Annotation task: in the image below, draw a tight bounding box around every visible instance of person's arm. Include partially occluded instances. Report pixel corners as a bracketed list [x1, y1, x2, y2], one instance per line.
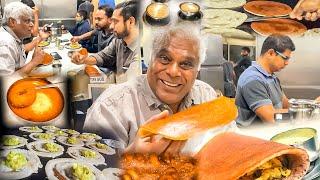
[241, 80, 286, 123]
[71, 38, 117, 69]
[24, 30, 50, 52]
[290, 0, 320, 21]
[282, 94, 290, 109]
[71, 30, 94, 42]
[254, 105, 288, 123]
[71, 53, 97, 65]
[19, 46, 44, 75]
[31, 6, 40, 36]
[24, 37, 41, 52]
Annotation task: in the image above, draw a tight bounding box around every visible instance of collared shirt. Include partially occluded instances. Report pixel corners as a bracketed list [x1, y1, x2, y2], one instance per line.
[83, 75, 217, 146]
[69, 19, 91, 37]
[92, 29, 114, 51]
[90, 37, 139, 73]
[235, 62, 284, 126]
[69, 19, 91, 47]
[0, 26, 26, 76]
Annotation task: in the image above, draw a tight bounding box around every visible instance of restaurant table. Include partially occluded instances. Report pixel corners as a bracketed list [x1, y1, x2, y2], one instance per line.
[26, 33, 85, 77]
[3, 128, 121, 180]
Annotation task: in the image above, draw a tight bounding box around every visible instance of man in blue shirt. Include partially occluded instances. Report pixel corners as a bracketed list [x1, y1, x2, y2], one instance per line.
[78, 0, 94, 25]
[69, 10, 91, 48]
[71, 5, 114, 52]
[236, 34, 295, 126]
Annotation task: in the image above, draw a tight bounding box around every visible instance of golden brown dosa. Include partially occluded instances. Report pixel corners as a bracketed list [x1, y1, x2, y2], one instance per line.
[244, 1, 292, 17]
[138, 96, 237, 140]
[196, 132, 310, 180]
[251, 18, 307, 36]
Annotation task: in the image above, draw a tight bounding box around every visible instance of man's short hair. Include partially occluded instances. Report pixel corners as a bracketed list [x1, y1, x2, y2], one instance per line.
[98, 5, 114, 18]
[241, 47, 250, 54]
[78, 10, 88, 20]
[260, 34, 295, 55]
[21, 0, 35, 8]
[150, 24, 206, 70]
[115, 0, 139, 24]
[3, 2, 33, 25]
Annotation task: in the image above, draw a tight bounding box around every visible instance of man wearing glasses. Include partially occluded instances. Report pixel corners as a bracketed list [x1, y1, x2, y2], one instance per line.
[0, 2, 45, 76]
[235, 34, 295, 126]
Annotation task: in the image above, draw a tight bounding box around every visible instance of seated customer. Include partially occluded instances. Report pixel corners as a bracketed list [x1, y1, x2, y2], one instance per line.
[71, 1, 139, 75]
[69, 10, 91, 48]
[235, 34, 295, 126]
[71, 5, 114, 52]
[0, 2, 45, 76]
[83, 24, 217, 153]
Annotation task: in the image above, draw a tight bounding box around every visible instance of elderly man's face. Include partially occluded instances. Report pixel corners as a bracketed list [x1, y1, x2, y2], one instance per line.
[147, 36, 200, 109]
[11, 15, 33, 39]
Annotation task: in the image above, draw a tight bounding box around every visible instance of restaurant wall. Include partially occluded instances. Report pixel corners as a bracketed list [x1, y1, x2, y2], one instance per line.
[256, 36, 320, 99]
[2, 0, 77, 28]
[3, 0, 77, 19]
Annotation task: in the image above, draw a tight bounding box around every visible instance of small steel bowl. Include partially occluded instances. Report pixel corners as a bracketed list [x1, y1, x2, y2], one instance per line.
[153, 0, 169, 2]
[145, 3, 170, 26]
[178, 10, 203, 21]
[178, 2, 202, 21]
[179, 2, 200, 16]
[271, 128, 319, 161]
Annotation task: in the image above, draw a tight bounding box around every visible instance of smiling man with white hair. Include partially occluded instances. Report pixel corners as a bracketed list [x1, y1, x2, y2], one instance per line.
[83, 24, 217, 151]
[0, 1, 44, 76]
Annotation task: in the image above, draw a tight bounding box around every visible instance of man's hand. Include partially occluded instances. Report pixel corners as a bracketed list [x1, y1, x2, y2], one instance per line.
[125, 111, 172, 154]
[71, 36, 81, 43]
[315, 96, 320, 103]
[71, 51, 88, 65]
[39, 30, 50, 41]
[31, 46, 45, 66]
[290, 0, 320, 21]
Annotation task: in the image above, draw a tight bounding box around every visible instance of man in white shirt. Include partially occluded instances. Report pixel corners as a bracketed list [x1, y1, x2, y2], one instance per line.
[83, 24, 217, 153]
[0, 2, 44, 76]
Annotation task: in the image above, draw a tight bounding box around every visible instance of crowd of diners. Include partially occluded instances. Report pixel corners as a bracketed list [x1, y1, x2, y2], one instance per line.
[0, 0, 139, 76]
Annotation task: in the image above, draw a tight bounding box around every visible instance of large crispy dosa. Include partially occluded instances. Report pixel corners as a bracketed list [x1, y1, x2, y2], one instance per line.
[244, 1, 292, 17]
[196, 132, 310, 180]
[251, 18, 307, 37]
[138, 96, 238, 140]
